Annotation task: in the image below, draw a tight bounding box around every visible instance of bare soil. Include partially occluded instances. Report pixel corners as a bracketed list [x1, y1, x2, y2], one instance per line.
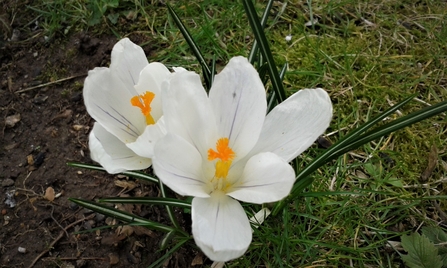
[0, 4, 199, 268]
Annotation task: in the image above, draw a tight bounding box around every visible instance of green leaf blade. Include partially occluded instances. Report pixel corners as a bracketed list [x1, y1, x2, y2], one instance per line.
[243, 0, 286, 103]
[166, 4, 211, 90]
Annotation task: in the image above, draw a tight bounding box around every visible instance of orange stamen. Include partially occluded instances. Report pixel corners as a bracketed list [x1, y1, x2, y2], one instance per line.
[207, 138, 235, 162]
[208, 138, 236, 188]
[130, 91, 156, 125]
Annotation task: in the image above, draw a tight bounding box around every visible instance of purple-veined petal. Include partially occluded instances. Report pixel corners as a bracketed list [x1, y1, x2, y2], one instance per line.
[250, 88, 332, 162]
[161, 71, 217, 159]
[228, 152, 295, 203]
[126, 117, 167, 158]
[209, 56, 266, 159]
[134, 62, 171, 122]
[192, 193, 252, 262]
[89, 123, 151, 174]
[83, 39, 150, 143]
[153, 133, 209, 198]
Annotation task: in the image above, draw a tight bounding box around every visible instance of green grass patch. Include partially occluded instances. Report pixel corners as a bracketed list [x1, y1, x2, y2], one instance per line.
[27, 0, 447, 266]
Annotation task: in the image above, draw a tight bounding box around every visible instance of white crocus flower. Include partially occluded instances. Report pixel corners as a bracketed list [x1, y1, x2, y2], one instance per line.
[153, 56, 332, 262]
[84, 38, 169, 173]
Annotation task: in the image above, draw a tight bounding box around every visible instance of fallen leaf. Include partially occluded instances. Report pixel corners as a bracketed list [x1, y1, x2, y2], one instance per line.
[421, 145, 438, 182]
[108, 253, 119, 265]
[4, 143, 18, 150]
[116, 225, 133, 236]
[5, 114, 21, 128]
[114, 179, 137, 190]
[44, 187, 55, 201]
[72, 125, 84, 131]
[191, 253, 203, 266]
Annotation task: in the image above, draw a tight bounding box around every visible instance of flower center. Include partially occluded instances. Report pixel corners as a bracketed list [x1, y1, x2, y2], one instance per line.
[130, 91, 156, 125]
[207, 138, 236, 192]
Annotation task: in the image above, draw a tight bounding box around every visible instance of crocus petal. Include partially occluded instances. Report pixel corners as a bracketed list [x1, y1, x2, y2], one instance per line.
[250, 88, 332, 162]
[126, 117, 166, 158]
[153, 133, 209, 198]
[228, 152, 295, 203]
[89, 123, 151, 174]
[209, 56, 267, 159]
[192, 193, 252, 262]
[110, 38, 149, 91]
[134, 62, 171, 122]
[162, 71, 217, 159]
[84, 39, 149, 143]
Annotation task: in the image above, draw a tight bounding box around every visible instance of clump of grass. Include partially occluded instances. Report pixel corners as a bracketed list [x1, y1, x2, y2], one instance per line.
[27, 0, 447, 266]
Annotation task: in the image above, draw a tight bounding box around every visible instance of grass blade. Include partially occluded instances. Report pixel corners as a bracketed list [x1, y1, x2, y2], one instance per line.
[160, 180, 181, 229]
[69, 198, 175, 233]
[148, 238, 190, 268]
[267, 63, 287, 112]
[338, 100, 447, 156]
[248, 0, 274, 65]
[167, 4, 211, 90]
[67, 162, 159, 184]
[243, 0, 286, 103]
[99, 197, 191, 209]
[272, 96, 445, 215]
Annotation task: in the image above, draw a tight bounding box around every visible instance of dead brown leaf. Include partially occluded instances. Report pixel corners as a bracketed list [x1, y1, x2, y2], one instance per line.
[114, 179, 137, 192]
[5, 114, 21, 128]
[116, 225, 134, 237]
[420, 144, 438, 182]
[191, 253, 203, 266]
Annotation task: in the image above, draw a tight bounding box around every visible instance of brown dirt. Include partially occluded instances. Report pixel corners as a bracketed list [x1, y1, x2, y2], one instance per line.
[0, 4, 200, 268]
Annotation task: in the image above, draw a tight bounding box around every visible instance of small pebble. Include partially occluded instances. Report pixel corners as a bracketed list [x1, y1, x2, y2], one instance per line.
[83, 221, 92, 230]
[18, 247, 26, 253]
[76, 259, 87, 267]
[108, 253, 119, 265]
[82, 208, 93, 214]
[68, 202, 78, 210]
[2, 179, 15, 187]
[88, 219, 96, 228]
[1, 209, 6, 215]
[95, 213, 105, 222]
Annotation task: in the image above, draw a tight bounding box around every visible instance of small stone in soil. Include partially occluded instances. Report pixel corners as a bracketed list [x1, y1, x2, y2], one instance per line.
[2, 179, 15, 187]
[82, 208, 93, 214]
[95, 213, 105, 222]
[34, 152, 46, 167]
[69, 202, 78, 210]
[18, 247, 26, 253]
[108, 253, 119, 265]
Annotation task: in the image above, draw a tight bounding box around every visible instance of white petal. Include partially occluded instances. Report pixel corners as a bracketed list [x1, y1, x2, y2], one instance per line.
[110, 38, 149, 92]
[228, 152, 295, 203]
[83, 39, 149, 143]
[134, 62, 171, 121]
[153, 133, 209, 198]
[89, 123, 151, 174]
[126, 117, 167, 158]
[162, 71, 217, 159]
[192, 193, 252, 262]
[249, 208, 271, 227]
[209, 56, 266, 159]
[251, 88, 332, 162]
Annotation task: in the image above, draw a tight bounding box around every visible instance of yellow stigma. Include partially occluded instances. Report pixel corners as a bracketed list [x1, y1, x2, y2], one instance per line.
[208, 138, 236, 191]
[130, 91, 155, 125]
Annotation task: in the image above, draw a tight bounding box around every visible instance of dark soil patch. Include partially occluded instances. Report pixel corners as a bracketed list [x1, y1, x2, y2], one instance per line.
[0, 4, 199, 268]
